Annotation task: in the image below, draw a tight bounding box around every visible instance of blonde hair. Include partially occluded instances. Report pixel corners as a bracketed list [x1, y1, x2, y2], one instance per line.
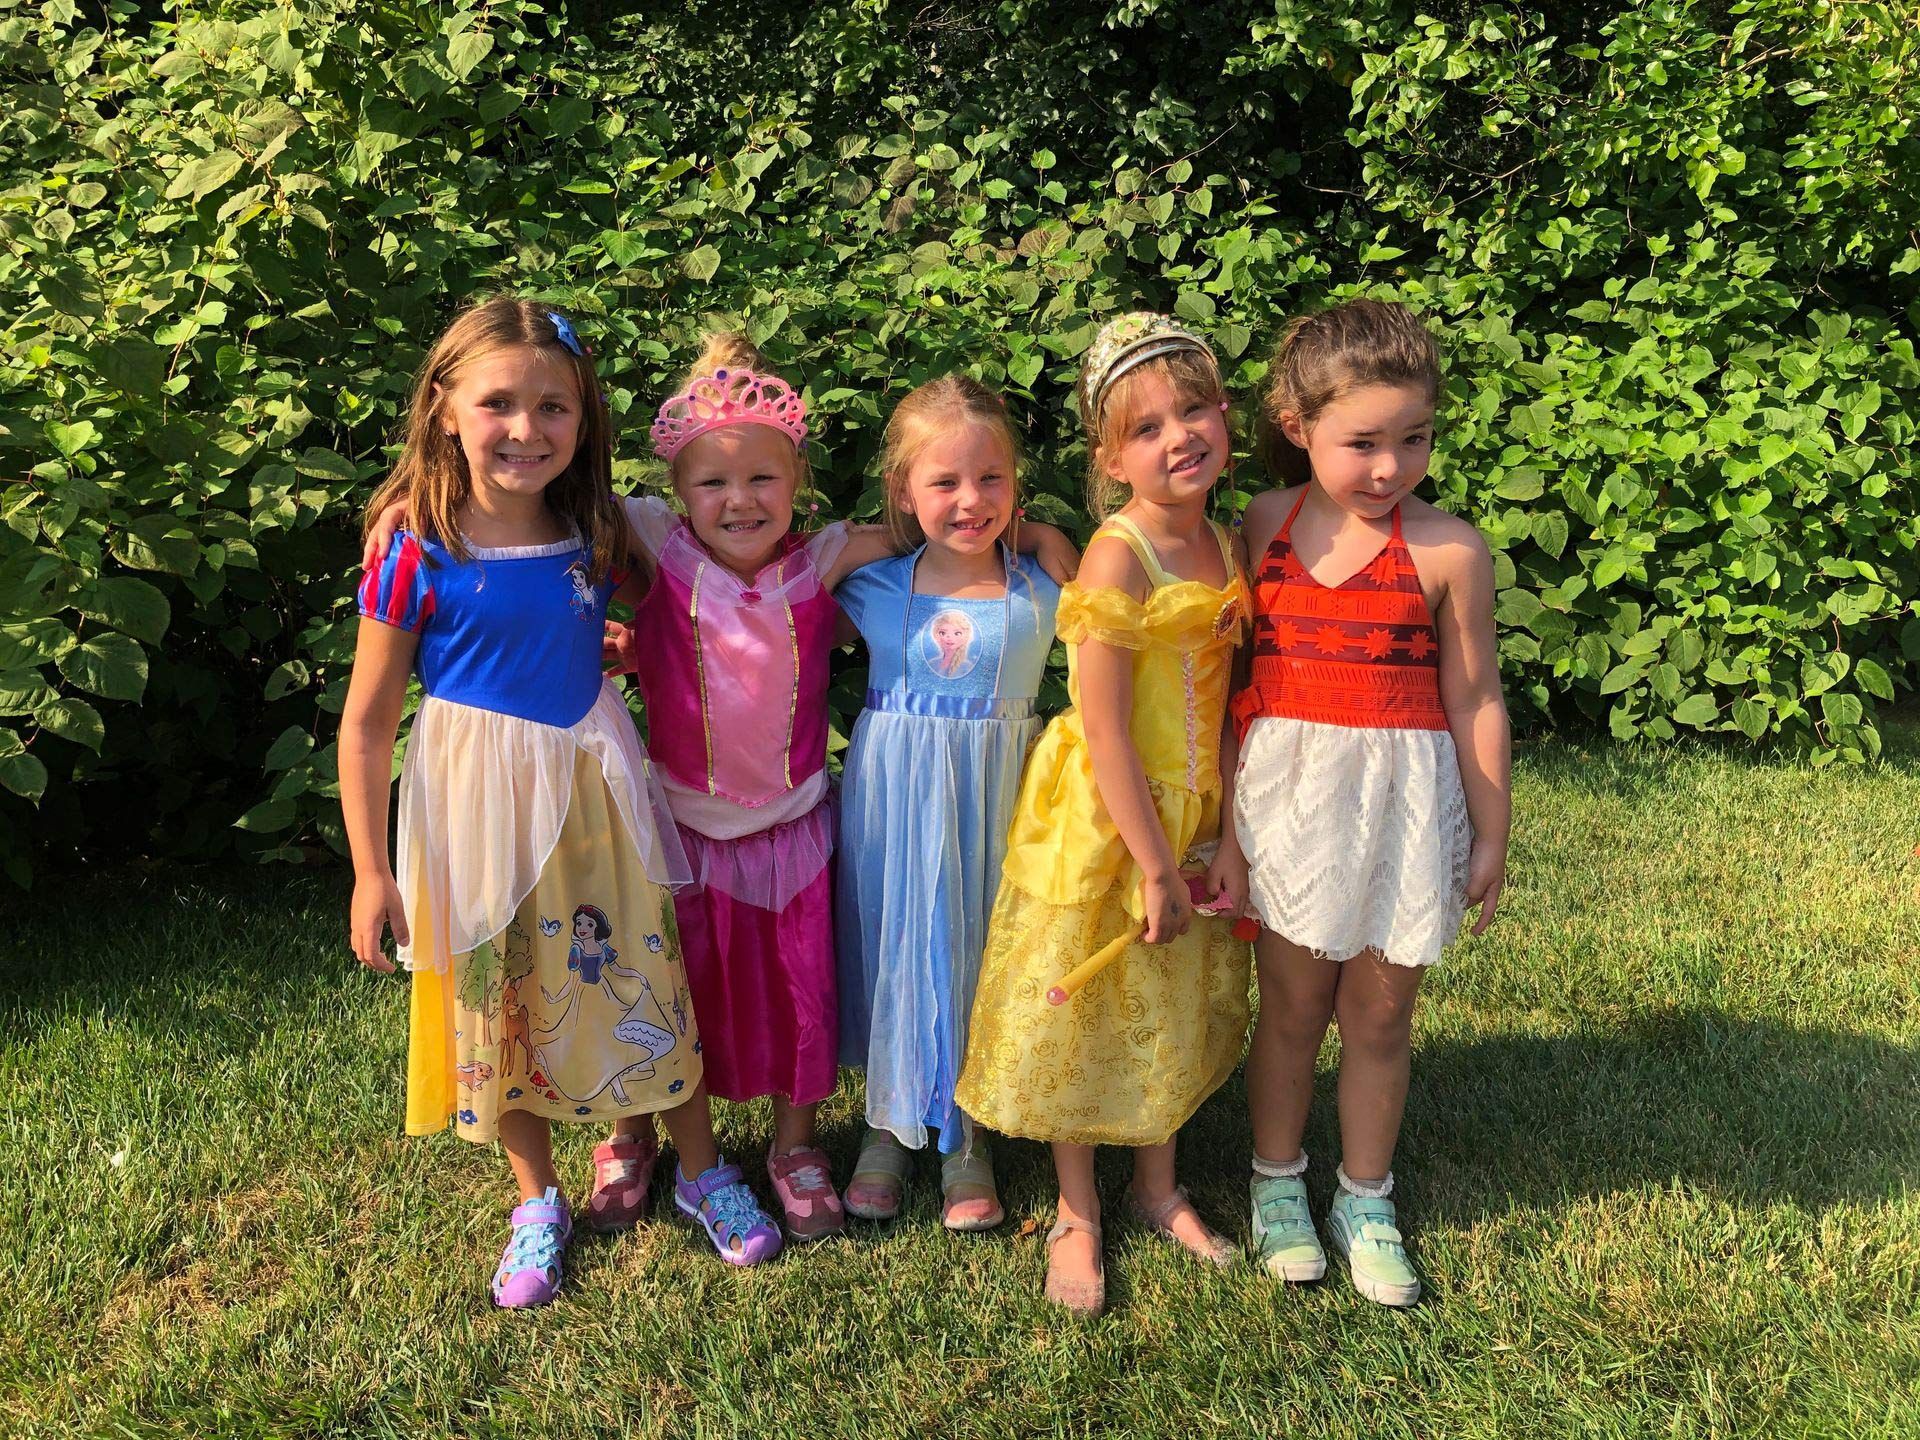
[879, 374, 1023, 551]
[363, 297, 623, 582]
[1077, 346, 1226, 520]
[1259, 298, 1442, 486]
[665, 331, 812, 492]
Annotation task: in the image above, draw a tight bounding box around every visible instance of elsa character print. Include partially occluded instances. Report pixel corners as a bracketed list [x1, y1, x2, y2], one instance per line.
[924, 608, 977, 680]
[531, 904, 677, 1105]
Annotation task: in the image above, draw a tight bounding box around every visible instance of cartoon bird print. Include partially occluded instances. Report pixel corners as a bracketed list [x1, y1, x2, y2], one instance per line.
[539, 917, 563, 938]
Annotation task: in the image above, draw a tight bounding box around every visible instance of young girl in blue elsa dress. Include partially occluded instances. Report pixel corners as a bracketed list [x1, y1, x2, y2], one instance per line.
[834, 376, 1064, 1230]
[340, 300, 782, 1313]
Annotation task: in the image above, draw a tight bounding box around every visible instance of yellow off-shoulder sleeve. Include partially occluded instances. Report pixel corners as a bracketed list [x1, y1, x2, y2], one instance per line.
[1055, 583, 1151, 650]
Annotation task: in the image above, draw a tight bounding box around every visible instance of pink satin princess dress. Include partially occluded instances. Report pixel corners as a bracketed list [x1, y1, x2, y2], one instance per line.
[623, 496, 846, 1104]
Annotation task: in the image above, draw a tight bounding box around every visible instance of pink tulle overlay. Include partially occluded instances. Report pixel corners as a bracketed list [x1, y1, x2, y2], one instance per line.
[673, 793, 832, 912]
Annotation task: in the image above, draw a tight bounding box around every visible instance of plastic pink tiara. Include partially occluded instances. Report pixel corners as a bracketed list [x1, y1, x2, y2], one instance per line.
[649, 367, 809, 461]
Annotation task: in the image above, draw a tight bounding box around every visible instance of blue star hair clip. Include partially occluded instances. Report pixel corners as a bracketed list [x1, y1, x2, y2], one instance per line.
[547, 311, 588, 357]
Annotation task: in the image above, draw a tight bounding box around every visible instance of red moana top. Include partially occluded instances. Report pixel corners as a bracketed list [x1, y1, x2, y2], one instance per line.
[1230, 490, 1448, 739]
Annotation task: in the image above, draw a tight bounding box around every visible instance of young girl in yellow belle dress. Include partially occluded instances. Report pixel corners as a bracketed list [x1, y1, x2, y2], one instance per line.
[955, 313, 1254, 1316]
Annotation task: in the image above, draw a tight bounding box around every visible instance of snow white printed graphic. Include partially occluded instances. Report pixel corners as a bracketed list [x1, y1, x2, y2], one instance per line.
[919, 608, 978, 680]
[531, 903, 679, 1105]
[565, 560, 594, 620]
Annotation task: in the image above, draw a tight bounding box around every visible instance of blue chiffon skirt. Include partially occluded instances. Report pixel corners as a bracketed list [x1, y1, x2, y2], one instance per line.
[835, 691, 1038, 1152]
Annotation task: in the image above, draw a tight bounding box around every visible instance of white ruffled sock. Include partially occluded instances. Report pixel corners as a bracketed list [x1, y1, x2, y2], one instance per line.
[1252, 1149, 1308, 1179]
[1336, 1164, 1394, 1199]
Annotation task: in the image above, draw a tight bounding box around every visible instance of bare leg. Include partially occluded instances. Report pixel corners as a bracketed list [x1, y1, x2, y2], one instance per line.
[498, 1109, 560, 1203]
[1332, 951, 1425, 1182]
[1050, 1141, 1102, 1285]
[656, 1081, 719, 1179]
[771, 1095, 819, 1154]
[1246, 931, 1340, 1165]
[611, 1111, 657, 1145]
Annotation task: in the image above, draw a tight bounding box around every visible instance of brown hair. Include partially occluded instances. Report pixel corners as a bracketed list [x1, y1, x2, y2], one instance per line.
[665, 331, 812, 493]
[363, 297, 623, 582]
[879, 374, 1023, 551]
[1259, 298, 1442, 486]
[1077, 346, 1226, 520]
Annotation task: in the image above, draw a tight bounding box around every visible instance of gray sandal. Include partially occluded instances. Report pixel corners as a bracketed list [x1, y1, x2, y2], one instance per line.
[843, 1127, 911, 1220]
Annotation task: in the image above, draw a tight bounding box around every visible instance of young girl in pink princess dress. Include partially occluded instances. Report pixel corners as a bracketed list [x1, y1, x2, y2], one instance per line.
[616, 335, 1076, 1242]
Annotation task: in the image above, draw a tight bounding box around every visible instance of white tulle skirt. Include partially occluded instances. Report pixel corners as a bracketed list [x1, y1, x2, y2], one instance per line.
[1233, 715, 1471, 969]
[395, 684, 690, 974]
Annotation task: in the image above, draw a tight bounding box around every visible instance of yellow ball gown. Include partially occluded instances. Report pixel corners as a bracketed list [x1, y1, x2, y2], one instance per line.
[955, 514, 1253, 1146]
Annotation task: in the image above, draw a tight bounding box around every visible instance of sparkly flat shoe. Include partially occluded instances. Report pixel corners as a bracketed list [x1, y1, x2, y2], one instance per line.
[1128, 1185, 1236, 1267]
[1043, 1215, 1105, 1317]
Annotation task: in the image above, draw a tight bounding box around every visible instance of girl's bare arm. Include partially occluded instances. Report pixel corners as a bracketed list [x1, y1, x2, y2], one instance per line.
[339, 618, 420, 970]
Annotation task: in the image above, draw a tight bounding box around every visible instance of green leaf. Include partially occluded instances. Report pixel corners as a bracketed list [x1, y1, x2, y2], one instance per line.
[1214, 323, 1251, 359]
[0, 670, 57, 718]
[234, 797, 296, 833]
[0, 730, 46, 803]
[294, 447, 357, 481]
[1732, 697, 1770, 740]
[1800, 651, 1849, 696]
[166, 149, 245, 202]
[263, 725, 314, 771]
[77, 578, 170, 645]
[683, 245, 721, 282]
[264, 661, 310, 701]
[1592, 550, 1633, 589]
[1173, 291, 1215, 324]
[47, 421, 98, 457]
[111, 517, 200, 576]
[600, 230, 648, 268]
[1671, 693, 1719, 728]
[33, 696, 103, 751]
[446, 28, 495, 80]
[0, 620, 72, 669]
[1819, 691, 1863, 731]
[1530, 511, 1569, 558]
[56, 633, 148, 702]
[93, 335, 168, 398]
[1854, 657, 1894, 701]
[1494, 469, 1545, 502]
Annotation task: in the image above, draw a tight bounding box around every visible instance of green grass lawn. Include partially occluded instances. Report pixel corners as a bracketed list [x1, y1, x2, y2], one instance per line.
[4, 725, 1918, 1439]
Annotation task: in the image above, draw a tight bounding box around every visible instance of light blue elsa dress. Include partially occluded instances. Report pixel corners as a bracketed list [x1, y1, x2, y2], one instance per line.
[835, 547, 1061, 1153]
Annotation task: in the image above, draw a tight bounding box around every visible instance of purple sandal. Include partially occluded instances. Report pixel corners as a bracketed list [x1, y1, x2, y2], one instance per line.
[674, 1158, 783, 1267]
[492, 1186, 571, 1309]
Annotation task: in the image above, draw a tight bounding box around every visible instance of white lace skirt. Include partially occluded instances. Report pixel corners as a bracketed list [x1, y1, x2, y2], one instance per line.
[395, 683, 690, 974]
[1233, 716, 1471, 968]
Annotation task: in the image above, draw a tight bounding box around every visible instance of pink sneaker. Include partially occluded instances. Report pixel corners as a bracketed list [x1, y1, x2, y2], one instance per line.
[585, 1133, 659, 1232]
[766, 1145, 845, 1242]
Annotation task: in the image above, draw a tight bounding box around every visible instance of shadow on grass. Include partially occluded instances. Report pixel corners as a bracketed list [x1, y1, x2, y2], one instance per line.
[973, 1008, 1919, 1234]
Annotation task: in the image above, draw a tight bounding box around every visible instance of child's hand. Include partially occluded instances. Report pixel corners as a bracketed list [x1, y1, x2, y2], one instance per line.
[351, 874, 409, 973]
[1200, 846, 1249, 919]
[602, 619, 638, 675]
[1032, 525, 1081, 586]
[1465, 838, 1506, 935]
[1140, 871, 1192, 946]
[361, 500, 412, 571]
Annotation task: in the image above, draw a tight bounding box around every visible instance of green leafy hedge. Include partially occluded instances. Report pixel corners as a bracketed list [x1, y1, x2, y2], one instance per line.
[3, 0, 1916, 884]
